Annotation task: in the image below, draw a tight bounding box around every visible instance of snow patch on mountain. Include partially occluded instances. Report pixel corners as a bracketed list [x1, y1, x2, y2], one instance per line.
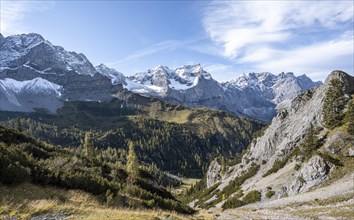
[0, 77, 62, 96]
[0, 77, 63, 112]
[125, 64, 212, 93]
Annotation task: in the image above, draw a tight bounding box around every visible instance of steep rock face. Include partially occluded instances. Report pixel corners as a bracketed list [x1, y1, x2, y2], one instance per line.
[0, 33, 117, 112]
[213, 71, 354, 198]
[289, 155, 330, 195]
[206, 160, 222, 188]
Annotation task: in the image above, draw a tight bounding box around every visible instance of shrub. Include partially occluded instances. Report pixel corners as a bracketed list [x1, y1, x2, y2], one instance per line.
[294, 164, 301, 171]
[242, 190, 261, 204]
[262, 159, 288, 177]
[266, 190, 275, 199]
[222, 197, 244, 209]
[318, 152, 343, 166]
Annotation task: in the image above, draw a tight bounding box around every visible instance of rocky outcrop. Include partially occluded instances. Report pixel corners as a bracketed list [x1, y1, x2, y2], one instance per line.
[289, 155, 330, 195]
[206, 160, 222, 188]
[209, 71, 354, 206]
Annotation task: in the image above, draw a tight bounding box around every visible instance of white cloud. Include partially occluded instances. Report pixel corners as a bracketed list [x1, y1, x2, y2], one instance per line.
[202, 1, 354, 80]
[0, 1, 54, 36]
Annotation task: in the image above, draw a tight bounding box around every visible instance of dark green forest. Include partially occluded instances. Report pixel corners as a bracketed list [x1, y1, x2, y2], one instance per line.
[0, 125, 194, 214]
[0, 90, 263, 177]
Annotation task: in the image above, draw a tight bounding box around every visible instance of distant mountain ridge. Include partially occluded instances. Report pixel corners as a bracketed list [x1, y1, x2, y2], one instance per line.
[112, 65, 322, 121]
[0, 33, 322, 121]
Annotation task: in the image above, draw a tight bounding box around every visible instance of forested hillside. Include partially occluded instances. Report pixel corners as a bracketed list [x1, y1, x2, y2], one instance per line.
[0, 125, 194, 215]
[0, 89, 264, 177]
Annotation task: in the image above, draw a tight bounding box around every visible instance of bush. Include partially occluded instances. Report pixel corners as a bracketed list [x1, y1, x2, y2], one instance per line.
[262, 159, 288, 177]
[243, 190, 261, 204]
[221, 165, 259, 198]
[266, 190, 275, 199]
[222, 190, 260, 210]
[222, 197, 244, 209]
[318, 152, 343, 166]
[294, 164, 301, 171]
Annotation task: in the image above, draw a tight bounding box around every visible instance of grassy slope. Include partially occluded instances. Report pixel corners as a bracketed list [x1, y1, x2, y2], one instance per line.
[0, 183, 212, 220]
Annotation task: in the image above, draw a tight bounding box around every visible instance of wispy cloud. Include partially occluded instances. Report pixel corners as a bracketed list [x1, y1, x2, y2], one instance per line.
[106, 40, 181, 69]
[0, 1, 54, 36]
[203, 63, 235, 82]
[202, 1, 354, 80]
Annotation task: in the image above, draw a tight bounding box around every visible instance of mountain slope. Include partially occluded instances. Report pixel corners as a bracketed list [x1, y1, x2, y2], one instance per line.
[0, 125, 194, 216]
[186, 70, 354, 216]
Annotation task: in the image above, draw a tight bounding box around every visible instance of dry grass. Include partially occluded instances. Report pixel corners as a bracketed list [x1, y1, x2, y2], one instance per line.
[0, 183, 210, 220]
[151, 110, 193, 124]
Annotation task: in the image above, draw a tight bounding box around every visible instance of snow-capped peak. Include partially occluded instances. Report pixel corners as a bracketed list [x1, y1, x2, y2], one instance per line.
[0, 33, 97, 76]
[151, 65, 172, 73]
[95, 64, 125, 85]
[175, 64, 211, 80]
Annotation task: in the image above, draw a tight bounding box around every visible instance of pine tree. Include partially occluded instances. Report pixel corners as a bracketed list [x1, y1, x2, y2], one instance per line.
[301, 123, 320, 156]
[83, 131, 93, 157]
[126, 141, 139, 177]
[16, 119, 22, 133]
[323, 79, 345, 129]
[345, 95, 354, 135]
[105, 189, 114, 206]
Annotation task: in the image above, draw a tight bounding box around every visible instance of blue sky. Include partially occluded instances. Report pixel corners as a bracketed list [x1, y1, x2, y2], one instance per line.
[1, 0, 353, 82]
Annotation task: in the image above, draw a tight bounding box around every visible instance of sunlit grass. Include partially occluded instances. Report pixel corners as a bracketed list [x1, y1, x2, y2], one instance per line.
[0, 183, 211, 220]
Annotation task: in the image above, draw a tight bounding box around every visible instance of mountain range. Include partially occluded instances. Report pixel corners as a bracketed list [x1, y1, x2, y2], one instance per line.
[0, 33, 321, 121]
[1, 33, 354, 219]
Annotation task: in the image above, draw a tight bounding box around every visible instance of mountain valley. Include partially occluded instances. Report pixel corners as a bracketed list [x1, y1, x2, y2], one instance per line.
[0, 32, 353, 220]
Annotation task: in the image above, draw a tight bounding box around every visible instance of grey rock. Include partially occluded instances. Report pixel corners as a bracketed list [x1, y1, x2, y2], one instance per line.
[206, 159, 222, 188]
[289, 155, 330, 195]
[349, 149, 354, 157]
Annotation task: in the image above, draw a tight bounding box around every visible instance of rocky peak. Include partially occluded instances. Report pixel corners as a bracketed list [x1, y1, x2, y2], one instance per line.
[324, 70, 354, 94]
[150, 65, 172, 74]
[0, 33, 97, 76]
[0, 33, 5, 46]
[95, 64, 125, 85]
[296, 74, 322, 91]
